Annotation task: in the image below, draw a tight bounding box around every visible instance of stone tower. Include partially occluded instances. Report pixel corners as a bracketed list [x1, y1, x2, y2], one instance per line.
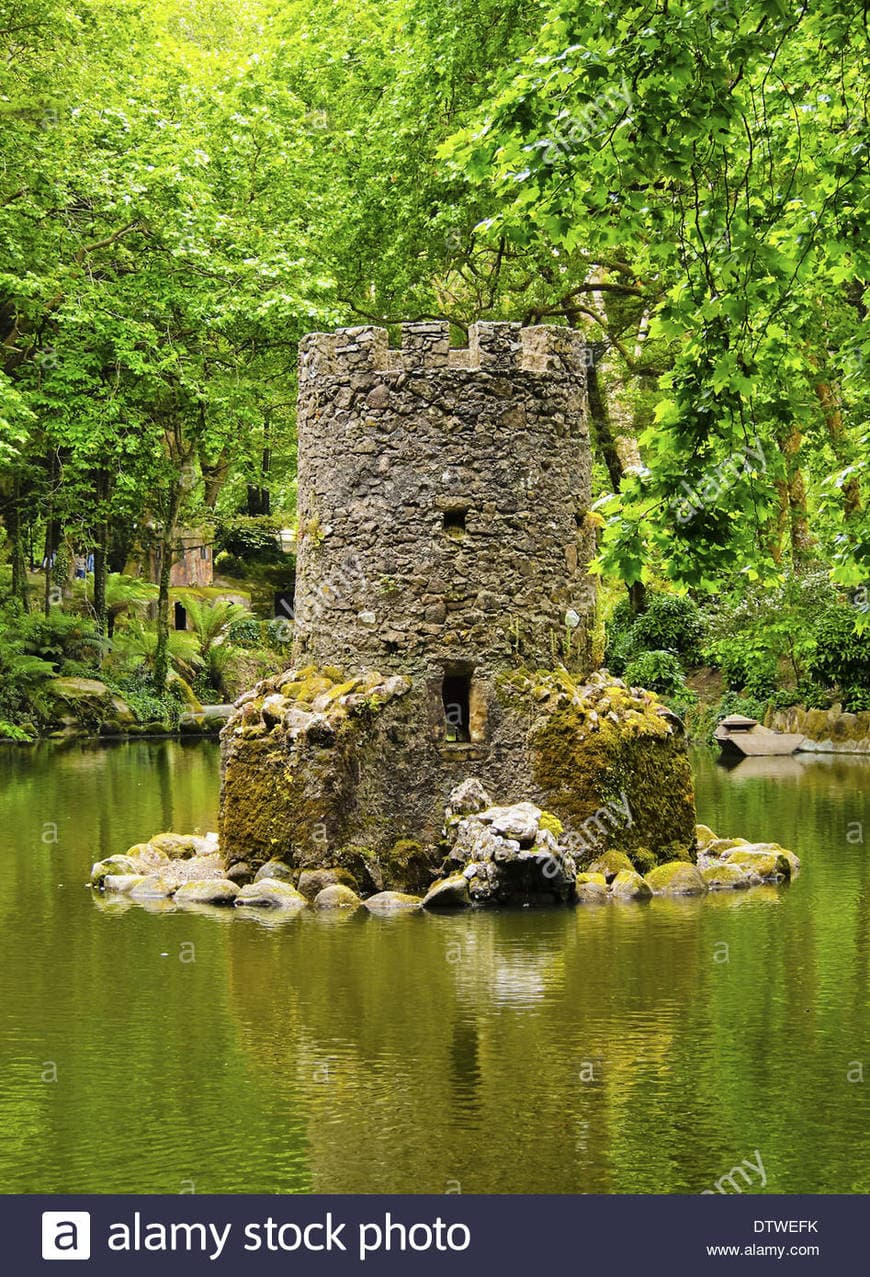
[292, 320, 596, 689]
[219, 321, 696, 889]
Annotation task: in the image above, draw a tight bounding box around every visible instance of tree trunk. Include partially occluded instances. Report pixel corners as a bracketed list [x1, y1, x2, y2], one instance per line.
[628, 581, 647, 614]
[8, 478, 29, 611]
[780, 426, 813, 564]
[92, 470, 109, 637]
[42, 521, 53, 616]
[814, 379, 862, 518]
[768, 479, 789, 565]
[153, 480, 181, 690]
[586, 350, 647, 612]
[200, 452, 229, 510]
[585, 345, 623, 492]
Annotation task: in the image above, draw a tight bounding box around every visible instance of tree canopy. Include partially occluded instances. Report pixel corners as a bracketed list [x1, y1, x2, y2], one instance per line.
[1, 0, 868, 654]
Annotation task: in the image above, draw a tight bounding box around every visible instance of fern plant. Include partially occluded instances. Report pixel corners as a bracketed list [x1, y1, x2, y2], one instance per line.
[109, 621, 202, 682]
[72, 573, 158, 636]
[176, 593, 250, 660]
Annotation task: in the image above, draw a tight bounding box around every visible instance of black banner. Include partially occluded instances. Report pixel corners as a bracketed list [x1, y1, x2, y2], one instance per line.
[9, 1194, 861, 1274]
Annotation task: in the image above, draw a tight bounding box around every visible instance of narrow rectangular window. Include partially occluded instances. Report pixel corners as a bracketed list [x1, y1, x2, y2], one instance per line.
[442, 674, 471, 742]
[443, 508, 467, 536]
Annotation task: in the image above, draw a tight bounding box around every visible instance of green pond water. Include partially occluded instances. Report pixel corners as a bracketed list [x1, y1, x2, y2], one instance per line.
[0, 740, 867, 1195]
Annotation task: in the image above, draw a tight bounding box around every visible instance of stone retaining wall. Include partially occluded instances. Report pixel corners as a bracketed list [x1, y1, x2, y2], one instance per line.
[765, 704, 870, 753]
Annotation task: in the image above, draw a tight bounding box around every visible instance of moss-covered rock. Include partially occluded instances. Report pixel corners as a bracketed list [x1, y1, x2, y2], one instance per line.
[538, 811, 564, 837]
[149, 832, 214, 860]
[629, 846, 658, 874]
[512, 669, 696, 865]
[313, 883, 363, 910]
[235, 880, 307, 909]
[297, 867, 359, 900]
[422, 875, 471, 909]
[707, 837, 749, 855]
[702, 863, 751, 890]
[695, 824, 718, 848]
[174, 879, 239, 906]
[644, 861, 707, 896]
[363, 891, 422, 913]
[253, 859, 295, 884]
[610, 869, 652, 901]
[724, 849, 788, 880]
[575, 871, 607, 887]
[129, 874, 177, 900]
[380, 839, 437, 896]
[587, 850, 633, 882]
[90, 855, 141, 888]
[226, 861, 254, 886]
[575, 880, 608, 904]
[103, 873, 149, 894]
[777, 848, 801, 878]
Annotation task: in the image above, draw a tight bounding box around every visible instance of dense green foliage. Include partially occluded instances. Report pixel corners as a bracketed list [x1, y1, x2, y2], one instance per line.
[606, 591, 704, 672]
[1, 0, 867, 713]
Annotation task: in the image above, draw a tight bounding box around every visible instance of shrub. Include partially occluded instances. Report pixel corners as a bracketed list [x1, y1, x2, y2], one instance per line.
[623, 649, 688, 697]
[18, 608, 105, 667]
[108, 621, 202, 682]
[71, 573, 157, 635]
[807, 604, 870, 697]
[107, 677, 183, 728]
[843, 686, 870, 711]
[605, 591, 704, 672]
[215, 515, 284, 563]
[266, 617, 293, 650]
[0, 720, 34, 742]
[226, 616, 262, 647]
[629, 594, 704, 663]
[214, 551, 247, 578]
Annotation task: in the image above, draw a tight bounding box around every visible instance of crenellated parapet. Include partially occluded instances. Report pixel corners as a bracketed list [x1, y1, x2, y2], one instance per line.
[299, 321, 590, 379]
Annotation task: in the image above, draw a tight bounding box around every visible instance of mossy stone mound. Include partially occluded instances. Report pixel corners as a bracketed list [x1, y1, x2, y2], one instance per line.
[364, 891, 422, 913]
[702, 863, 750, 890]
[644, 861, 707, 896]
[175, 879, 239, 906]
[610, 869, 652, 901]
[422, 875, 470, 909]
[220, 664, 698, 882]
[575, 880, 608, 904]
[313, 883, 363, 910]
[500, 669, 696, 866]
[235, 880, 308, 909]
[576, 871, 607, 887]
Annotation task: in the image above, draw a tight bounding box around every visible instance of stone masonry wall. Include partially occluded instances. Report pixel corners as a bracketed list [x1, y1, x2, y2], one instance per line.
[292, 321, 595, 678]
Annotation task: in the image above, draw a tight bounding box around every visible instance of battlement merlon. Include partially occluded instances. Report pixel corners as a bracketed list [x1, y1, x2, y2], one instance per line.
[298, 321, 590, 379]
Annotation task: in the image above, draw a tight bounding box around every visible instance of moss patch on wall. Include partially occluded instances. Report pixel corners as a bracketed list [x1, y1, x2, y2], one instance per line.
[498, 668, 696, 865]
